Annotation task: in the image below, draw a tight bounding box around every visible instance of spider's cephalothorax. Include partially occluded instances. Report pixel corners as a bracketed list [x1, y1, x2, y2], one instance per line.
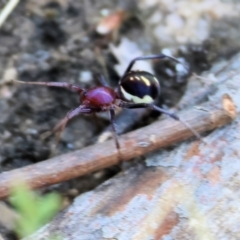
[118, 71, 160, 104]
[16, 54, 201, 151]
[81, 86, 116, 110]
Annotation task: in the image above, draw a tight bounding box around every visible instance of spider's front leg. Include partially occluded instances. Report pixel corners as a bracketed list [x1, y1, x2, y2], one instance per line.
[14, 80, 85, 93]
[45, 105, 92, 143]
[95, 74, 109, 87]
[109, 108, 120, 150]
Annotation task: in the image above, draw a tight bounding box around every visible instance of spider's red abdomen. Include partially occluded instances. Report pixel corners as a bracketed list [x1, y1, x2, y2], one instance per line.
[82, 86, 116, 108]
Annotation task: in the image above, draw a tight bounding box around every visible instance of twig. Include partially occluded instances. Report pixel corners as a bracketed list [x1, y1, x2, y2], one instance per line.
[0, 95, 236, 199]
[0, 0, 20, 29]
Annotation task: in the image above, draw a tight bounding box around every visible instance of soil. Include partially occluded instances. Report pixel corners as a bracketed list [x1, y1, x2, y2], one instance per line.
[0, 0, 240, 239]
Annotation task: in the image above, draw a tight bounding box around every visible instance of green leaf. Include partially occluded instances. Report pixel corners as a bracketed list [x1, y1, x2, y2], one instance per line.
[36, 193, 61, 224]
[9, 182, 61, 238]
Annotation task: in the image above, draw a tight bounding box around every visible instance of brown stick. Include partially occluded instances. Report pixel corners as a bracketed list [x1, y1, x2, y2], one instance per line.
[0, 95, 236, 199]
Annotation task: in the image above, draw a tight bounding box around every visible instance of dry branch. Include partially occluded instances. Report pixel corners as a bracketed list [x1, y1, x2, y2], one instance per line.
[0, 95, 235, 199]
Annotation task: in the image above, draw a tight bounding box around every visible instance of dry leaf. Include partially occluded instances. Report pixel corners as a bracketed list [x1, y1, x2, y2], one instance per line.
[96, 10, 128, 35]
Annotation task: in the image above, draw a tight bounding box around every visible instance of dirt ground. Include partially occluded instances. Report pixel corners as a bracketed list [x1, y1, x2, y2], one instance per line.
[0, 0, 240, 239]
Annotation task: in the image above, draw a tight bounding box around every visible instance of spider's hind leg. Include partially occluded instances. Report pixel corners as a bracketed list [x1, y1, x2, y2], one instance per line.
[119, 101, 203, 142]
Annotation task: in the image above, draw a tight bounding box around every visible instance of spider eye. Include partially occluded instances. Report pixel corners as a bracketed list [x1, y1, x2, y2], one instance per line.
[119, 71, 160, 104]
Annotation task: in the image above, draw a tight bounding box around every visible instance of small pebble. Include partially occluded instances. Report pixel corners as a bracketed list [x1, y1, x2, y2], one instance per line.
[3, 68, 17, 81]
[79, 71, 92, 83]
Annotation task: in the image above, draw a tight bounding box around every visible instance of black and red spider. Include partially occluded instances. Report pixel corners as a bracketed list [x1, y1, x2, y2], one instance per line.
[16, 54, 201, 150]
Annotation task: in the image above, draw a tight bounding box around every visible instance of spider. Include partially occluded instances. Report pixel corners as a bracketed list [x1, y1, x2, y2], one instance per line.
[16, 54, 201, 150]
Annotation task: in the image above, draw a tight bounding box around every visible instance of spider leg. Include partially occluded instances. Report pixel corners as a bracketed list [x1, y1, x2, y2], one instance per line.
[45, 105, 92, 144]
[95, 74, 109, 87]
[14, 80, 85, 93]
[109, 108, 120, 150]
[119, 102, 202, 141]
[121, 54, 187, 78]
